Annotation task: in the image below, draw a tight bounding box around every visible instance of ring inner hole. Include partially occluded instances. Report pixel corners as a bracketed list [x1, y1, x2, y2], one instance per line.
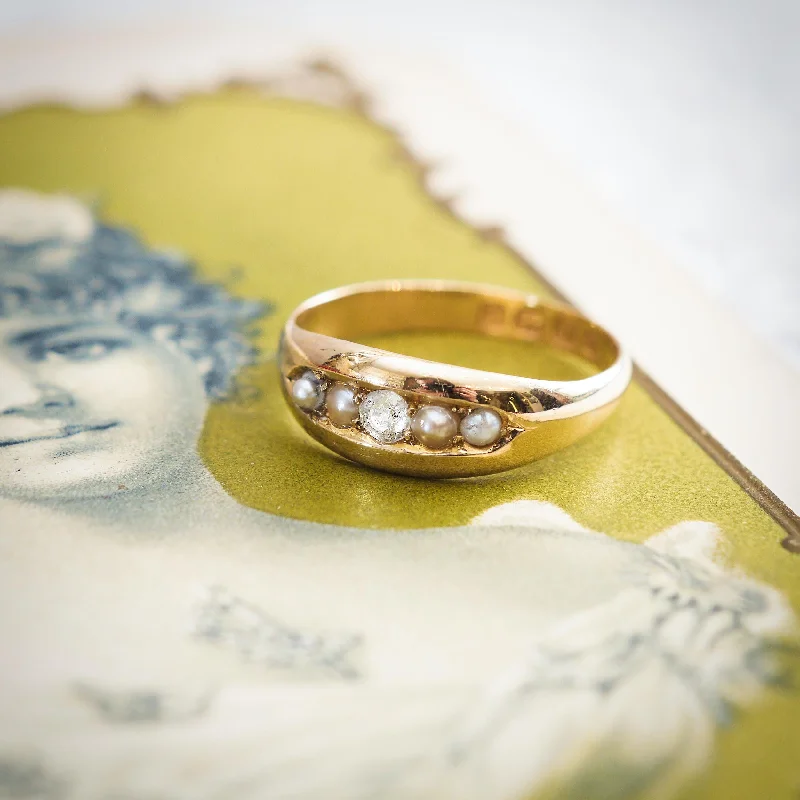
[296, 290, 616, 379]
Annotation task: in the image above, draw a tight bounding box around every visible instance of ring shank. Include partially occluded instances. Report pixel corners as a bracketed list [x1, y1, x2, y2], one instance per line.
[295, 285, 619, 372]
[284, 281, 631, 423]
[280, 281, 632, 476]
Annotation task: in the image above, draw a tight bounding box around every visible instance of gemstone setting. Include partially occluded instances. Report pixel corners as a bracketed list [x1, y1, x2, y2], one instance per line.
[359, 390, 411, 444]
[326, 383, 360, 428]
[460, 407, 503, 447]
[291, 370, 324, 411]
[410, 405, 458, 450]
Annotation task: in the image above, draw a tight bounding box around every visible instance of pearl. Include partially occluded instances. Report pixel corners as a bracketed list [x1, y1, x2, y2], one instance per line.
[359, 390, 411, 443]
[291, 371, 324, 411]
[460, 407, 502, 447]
[326, 384, 359, 427]
[411, 405, 458, 450]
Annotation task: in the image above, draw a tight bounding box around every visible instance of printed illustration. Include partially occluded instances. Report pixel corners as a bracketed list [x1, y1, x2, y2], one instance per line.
[0, 188, 263, 503]
[0, 190, 794, 799]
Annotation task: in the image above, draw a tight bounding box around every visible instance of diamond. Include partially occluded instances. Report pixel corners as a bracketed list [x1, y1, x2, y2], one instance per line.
[359, 390, 410, 444]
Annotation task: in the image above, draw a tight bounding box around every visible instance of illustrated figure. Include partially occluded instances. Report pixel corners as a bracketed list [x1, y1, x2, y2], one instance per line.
[0, 189, 792, 800]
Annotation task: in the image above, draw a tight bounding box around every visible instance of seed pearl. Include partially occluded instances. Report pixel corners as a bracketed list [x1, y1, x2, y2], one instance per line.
[291, 371, 324, 411]
[460, 407, 503, 447]
[326, 384, 360, 427]
[411, 405, 458, 450]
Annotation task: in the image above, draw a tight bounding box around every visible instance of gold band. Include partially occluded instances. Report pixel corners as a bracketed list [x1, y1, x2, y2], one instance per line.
[278, 280, 632, 477]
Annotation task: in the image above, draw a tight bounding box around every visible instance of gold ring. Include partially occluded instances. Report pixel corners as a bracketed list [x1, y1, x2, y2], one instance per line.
[278, 280, 632, 477]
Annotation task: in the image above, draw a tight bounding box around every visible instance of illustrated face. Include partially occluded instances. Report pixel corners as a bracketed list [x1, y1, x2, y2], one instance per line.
[0, 316, 208, 500]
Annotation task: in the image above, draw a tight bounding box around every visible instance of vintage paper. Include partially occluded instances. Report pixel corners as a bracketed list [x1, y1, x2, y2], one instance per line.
[0, 70, 797, 800]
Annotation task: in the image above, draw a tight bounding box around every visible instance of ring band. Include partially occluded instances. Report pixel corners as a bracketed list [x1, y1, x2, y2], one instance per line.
[278, 280, 632, 477]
